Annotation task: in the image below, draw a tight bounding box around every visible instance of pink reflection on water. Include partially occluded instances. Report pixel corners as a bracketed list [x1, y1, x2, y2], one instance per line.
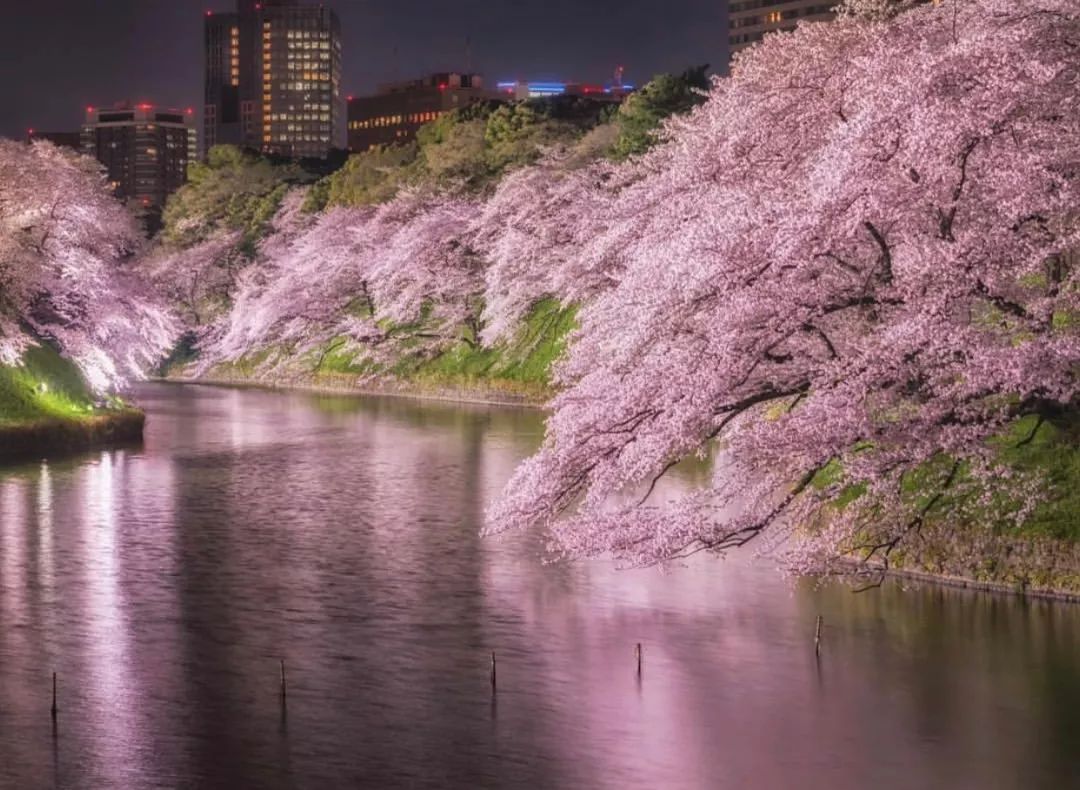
[35, 462, 54, 585]
[76, 451, 146, 786]
[1, 478, 29, 621]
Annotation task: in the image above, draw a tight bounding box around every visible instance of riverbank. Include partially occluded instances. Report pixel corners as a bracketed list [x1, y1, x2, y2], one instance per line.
[158, 298, 573, 410]
[882, 566, 1080, 604]
[157, 374, 1080, 603]
[867, 512, 1080, 602]
[0, 345, 145, 461]
[163, 370, 549, 408]
[0, 410, 145, 461]
[157, 369, 1080, 603]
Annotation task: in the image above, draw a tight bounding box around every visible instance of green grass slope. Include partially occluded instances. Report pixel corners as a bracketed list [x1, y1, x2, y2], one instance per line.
[195, 299, 577, 404]
[0, 345, 144, 459]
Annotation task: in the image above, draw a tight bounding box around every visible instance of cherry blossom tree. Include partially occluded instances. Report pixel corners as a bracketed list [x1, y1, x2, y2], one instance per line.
[196, 188, 484, 373]
[149, 188, 311, 341]
[486, 0, 1080, 572]
[837, 0, 928, 22]
[475, 155, 619, 344]
[145, 232, 244, 327]
[0, 140, 175, 390]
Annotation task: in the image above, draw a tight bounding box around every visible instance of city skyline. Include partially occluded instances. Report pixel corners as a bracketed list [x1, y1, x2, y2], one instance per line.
[0, 0, 729, 141]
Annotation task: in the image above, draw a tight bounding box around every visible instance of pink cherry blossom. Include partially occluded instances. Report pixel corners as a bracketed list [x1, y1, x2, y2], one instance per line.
[487, 0, 1080, 570]
[0, 140, 176, 390]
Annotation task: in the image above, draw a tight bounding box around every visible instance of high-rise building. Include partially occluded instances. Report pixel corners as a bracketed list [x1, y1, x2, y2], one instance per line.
[728, 1, 836, 57]
[81, 103, 198, 210]
[204, 0, 345, 160]
[347, 72, 494, 153]
[203, 10, 244, 151]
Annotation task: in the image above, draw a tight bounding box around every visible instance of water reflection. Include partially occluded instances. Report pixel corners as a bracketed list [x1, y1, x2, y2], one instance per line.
[0, 383, 1077, 789]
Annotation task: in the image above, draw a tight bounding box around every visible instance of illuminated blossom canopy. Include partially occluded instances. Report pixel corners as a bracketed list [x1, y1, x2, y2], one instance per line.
[486, 0, 1080, 569]
[197, 189, 485, 372]
[0, 141, 175, 390]
[152, 0, 1078, 571]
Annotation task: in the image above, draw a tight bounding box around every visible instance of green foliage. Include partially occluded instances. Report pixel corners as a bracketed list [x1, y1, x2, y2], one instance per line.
[810, 458, 868, 509]
[993, 413, 1080, 540]
[414, 97, 611, 188]
[483, 101, 586, 173]
[305, 298, 577, 399]
[563, 122, 621, 169]
[610, 65, 711, 161]
[415, 111, 493, 186]
[320, 143, 419, 209]
[412, 298, 576, 385]
[484, 102, 545, 145]
[350, 69, 709, 184]
[155, 332, 200, 378]
[162, 145, 311, 250]
[0, 345, 97, 424]
[302, 177, 332, 213]
[816, 411, 1080, 545]
[0, 346, 144, 458]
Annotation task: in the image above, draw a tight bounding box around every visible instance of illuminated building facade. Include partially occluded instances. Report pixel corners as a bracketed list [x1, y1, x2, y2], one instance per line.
[205, 0, 345, 160]
[204, 10, 244, 151]
[494, 80, 634, 101]
[728, 0, 836, 55]
[80, 103, 198, 209]
[347, 72, 493, 153]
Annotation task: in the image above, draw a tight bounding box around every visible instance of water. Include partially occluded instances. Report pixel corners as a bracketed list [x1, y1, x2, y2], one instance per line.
[0, 383, 1078, 789]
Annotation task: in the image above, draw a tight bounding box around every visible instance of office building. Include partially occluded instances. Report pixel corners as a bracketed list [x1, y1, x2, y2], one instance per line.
[81, 103, 198, 209]
[346, 72, 494, 153]
[728, 1, 836, 56]
[204, 0, 345, 160]
[494, 80, 634, 101]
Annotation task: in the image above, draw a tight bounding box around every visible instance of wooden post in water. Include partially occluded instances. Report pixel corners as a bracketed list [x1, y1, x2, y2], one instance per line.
[490, 652, 497, 691]
[635, 643, 642, 677]
[280, 659, 287, 702]
[50, 672, 57, 719]
[814, 615, 823, 656]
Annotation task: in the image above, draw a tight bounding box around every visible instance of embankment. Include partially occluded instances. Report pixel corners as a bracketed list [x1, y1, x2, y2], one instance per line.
[0, 345, 145, 461]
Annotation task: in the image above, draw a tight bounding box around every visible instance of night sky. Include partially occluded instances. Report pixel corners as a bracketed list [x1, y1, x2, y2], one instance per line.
[0, 0, 730, 141]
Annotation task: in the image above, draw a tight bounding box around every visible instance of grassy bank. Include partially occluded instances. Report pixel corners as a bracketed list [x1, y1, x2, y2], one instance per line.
[173, 299, 576, 406]
[886, 414, 1080, 595]
[0, 345, 144, 460]
[813, 411, 1080, 597]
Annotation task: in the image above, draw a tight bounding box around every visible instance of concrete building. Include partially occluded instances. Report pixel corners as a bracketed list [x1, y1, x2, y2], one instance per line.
[204, 0, 345, 160]
[81, 103, 198, 210]
[728, 0, 836, 56]
[347, 72, 494, 153]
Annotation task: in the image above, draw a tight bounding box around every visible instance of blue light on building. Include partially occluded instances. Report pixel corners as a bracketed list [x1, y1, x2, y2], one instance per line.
[496, 81, 635, 99]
